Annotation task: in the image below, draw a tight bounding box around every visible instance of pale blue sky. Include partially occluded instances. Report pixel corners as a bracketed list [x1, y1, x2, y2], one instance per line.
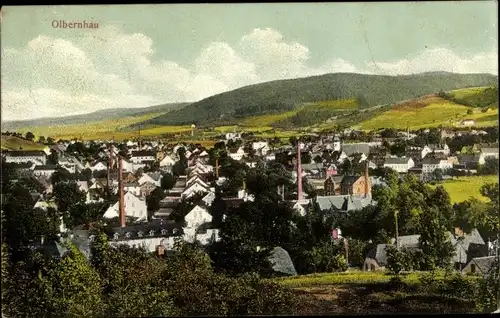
[1, 2, 498, 120]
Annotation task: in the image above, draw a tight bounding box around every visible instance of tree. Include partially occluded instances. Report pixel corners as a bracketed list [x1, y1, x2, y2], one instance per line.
[289, 136, 298, 147]
[51, 166, 75, 184]
[417, 206, 455, 270]
[38, 136, 46, 144]
[2, 183, 37, 258]
[385, 245, 413, 275]
[67, 202, 107, 229]
[313, 155, 323, 164]
[160, 172, 176, 190]
[53, 181, 86, 213]
[46, 137, 55, 145]
[146, 188, 165, 217]
[467, 108, 473, 115]
[78, 168, 93, 181]
[25, 131, 35, 141]
[431, 168, 444, 181]
[209, 189, 228, 228]
[48, 242, 102, 317]
[47, 149, 59, 165]
[478, 157, 499, 176]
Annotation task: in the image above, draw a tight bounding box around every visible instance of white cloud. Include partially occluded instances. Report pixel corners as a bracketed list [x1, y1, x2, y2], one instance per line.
[365, 47, 498, 75]
[1, 26, 497, 121]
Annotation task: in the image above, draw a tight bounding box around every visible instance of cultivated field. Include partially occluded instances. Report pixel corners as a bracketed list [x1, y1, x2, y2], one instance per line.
[355, 97, 498, 130]
[430, 175, 499, 204]
[0, 135, 47, 151]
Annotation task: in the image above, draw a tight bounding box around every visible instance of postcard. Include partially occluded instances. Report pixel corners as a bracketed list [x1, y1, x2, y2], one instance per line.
[1, 3, 498, 316]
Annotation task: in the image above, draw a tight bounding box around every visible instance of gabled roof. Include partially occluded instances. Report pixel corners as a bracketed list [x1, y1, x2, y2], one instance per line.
[340, 175, 361, 186]
[384, 157, 412, 165]
[463, 256, 496, 275]
[131, 150, 156, 157]
[342, 143, 371, 156]
[33, 164, 58, 170]
[6, 150, 46, 157]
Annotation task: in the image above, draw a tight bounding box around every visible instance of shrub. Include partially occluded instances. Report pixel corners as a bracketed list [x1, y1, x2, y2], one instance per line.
[386, 246, 413, 275]
[440, 273, 477, 300]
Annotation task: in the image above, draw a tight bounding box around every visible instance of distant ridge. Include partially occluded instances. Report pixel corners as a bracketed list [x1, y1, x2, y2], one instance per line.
[2, 102, 191, 131]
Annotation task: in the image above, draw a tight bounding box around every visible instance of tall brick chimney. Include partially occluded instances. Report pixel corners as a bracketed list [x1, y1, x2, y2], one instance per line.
[364, 161, 370, 198]
[118, 156, 126, 228]
[297, 141, 303, 201]
[107, 143, 114, 193]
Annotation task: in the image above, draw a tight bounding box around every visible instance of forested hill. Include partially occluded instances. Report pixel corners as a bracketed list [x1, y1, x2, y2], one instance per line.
[141, 72, 498, 126]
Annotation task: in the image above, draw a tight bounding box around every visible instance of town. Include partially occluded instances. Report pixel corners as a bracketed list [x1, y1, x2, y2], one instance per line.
[1, 124, 499, 315]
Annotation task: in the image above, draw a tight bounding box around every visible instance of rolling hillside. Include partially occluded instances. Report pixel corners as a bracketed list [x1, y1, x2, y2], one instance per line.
[354, 89, 498, 130]
[2, 102, 190, 131]
[138, 72, 498, 126]
[1, 135, 47, 151]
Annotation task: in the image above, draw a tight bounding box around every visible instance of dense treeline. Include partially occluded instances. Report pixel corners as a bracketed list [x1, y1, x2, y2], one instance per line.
[439, 86, 499, 108]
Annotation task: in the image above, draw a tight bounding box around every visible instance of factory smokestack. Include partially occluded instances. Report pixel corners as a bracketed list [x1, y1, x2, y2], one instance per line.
[118, 156, 126, 228]
[364, 161, 370, 198]
[297, 141, 303, 201]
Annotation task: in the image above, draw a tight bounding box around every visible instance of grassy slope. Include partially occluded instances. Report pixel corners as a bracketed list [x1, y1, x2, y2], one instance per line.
[429, 175, 498, 204]
[275, 271, 478, 315]
[355, 95, 498, 131]
[0, 135, 47, 151]
[446, 86, 499, 108]
[140, 72, 498, 126]
[13, 112, 194, 141]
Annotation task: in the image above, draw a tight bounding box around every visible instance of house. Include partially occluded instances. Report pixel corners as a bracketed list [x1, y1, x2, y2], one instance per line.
[428, 143, 450, 156]
[478, 143, 499, 159]
[33, 165, 58, 177]
[12, 163, 37, 176]
[4, 150, 47, 165]
[324, 175, 345, 196]
[457, 154, 486, 169]
[90, 162, 107, 172]
[341, 143, 371, 158]
[461, 119, 475, 126]
[137, 173, 161, 187]
[124, 182, 142, 197]
[201, 192, 216, 207]
[252, 141, 270, 156]
[225, 132, 241, 141]
[106, 219, 185, 252]
[325, 164, 338, 177]
[131, 151, 156, 164]
[406, 146, 432, 162]
[364, 234, 421, 271]
[103, 191, 148, 221]
[228, 147, 245, 161]
[184, 205, 213, 229]
[448, 228, 487, 266]
[186, 175, 209, 189]
[34, 199, 58, 211]
[182, 181, 210, 199]
[340, 174, 372, 197]
[422, 157, 453, 175]
[462, 256, 496, 275]
[383, 157, 415, 173]
[159, 155, 176, 167]
[139, 181, 158, 197]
